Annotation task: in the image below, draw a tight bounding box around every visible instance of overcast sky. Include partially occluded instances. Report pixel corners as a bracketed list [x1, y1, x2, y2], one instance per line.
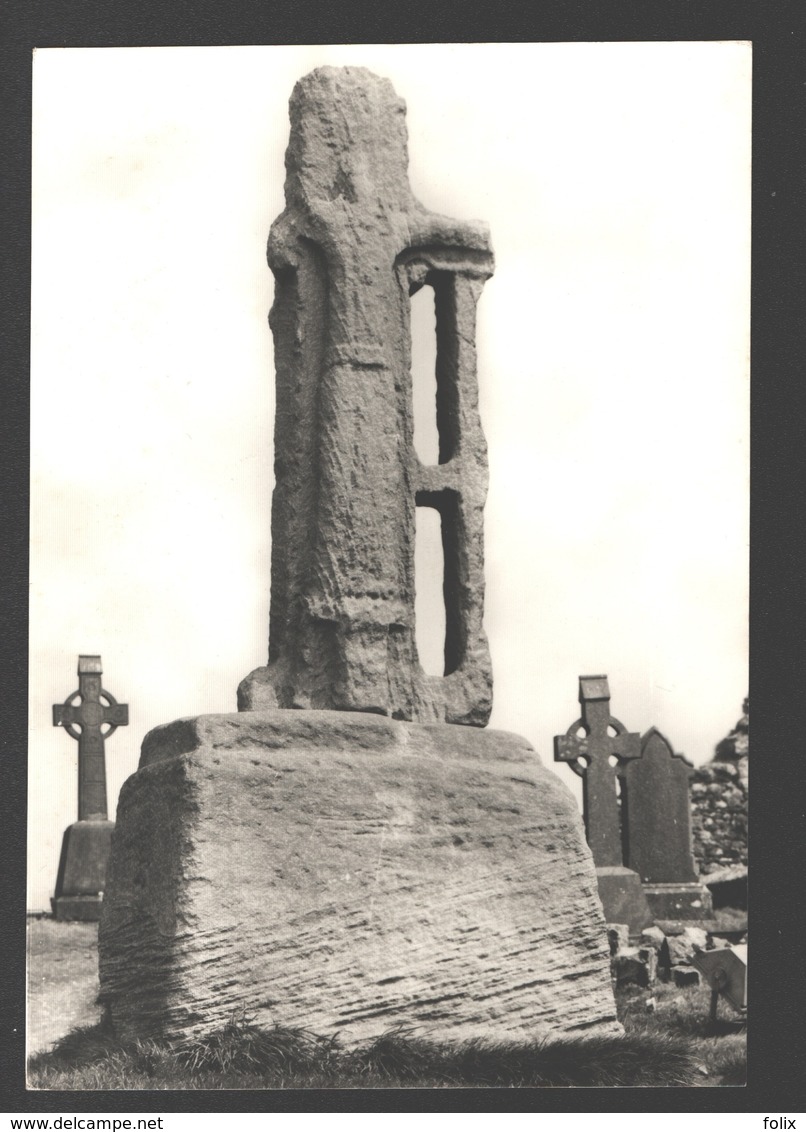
[29, 43, 750, 911]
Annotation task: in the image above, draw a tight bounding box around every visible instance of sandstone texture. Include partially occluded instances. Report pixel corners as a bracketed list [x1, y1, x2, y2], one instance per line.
[99, 710, 621, 1046]
[622, 727, 712, 923]
[238, 67, 494, 726]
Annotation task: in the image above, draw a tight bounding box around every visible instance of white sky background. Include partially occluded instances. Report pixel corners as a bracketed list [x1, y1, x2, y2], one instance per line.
[29, 43, 750, 911]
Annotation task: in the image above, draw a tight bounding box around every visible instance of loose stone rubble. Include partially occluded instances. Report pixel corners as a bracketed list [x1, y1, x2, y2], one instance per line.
[691, 760, 748, 876]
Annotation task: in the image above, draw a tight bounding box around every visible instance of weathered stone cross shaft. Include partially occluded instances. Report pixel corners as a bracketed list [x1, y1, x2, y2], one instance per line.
[554, 675, 640, 868]
[53, 655, 128, 821]
[238, 67, 494, 726]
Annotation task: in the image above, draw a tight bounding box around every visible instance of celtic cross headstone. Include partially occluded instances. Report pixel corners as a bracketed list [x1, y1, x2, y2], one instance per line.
[555, 676, 712, 927]
[51, 655, 128, 921]
[53, 654, 129, 821]
[554, 676, 652, 932]
[554, 675, 641, 867]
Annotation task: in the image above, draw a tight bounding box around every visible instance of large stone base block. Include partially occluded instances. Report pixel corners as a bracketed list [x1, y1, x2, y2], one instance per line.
[643, 883, 714, 921]
[99, 710, 621, 1047]
[595, 867, 654, 936]
[52, 819, 114, 921]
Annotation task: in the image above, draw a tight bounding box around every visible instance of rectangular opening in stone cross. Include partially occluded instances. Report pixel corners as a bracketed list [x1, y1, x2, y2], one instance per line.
[409, 273, 462, 468]
[414, 503, 446, 676]
[410, 282, 439, 466]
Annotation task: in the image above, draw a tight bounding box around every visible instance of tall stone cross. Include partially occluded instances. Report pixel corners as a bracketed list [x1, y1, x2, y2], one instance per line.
[554, 675, 641, 868]
[98, 67, 626, 1043]
[53, 655, 128, 821]
[239, 66, 494, 727]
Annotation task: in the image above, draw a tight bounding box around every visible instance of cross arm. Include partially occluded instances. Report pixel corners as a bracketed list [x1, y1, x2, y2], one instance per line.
[53, 699, 82, 740]
[101, 693, 129, 734]
[601, 721, 641, 762]
[52, 692, 128, 736]
[553, 724, 589, 777]
[553, 714, 642, 772]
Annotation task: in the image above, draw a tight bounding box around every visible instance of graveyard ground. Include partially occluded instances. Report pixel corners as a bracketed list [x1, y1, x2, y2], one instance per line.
[26, 917, 746, 1089]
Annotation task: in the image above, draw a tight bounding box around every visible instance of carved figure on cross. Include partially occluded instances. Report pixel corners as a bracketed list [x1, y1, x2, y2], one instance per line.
[53, 655, 128, 822]
[553, 675, 641, 868]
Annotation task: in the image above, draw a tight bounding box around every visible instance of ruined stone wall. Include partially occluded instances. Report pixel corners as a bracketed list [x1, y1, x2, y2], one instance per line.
[690, 757, 748, 875]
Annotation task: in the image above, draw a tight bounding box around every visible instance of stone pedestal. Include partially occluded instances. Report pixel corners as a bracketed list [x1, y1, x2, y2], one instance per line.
[595, 866, 654, 936]
[642, 882, 713, 921]
[99, 710, 621, 1047]
[51, 819, 114, 922]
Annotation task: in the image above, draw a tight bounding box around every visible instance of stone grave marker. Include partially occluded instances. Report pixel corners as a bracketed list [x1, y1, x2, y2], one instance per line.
[622, 727, 712, 919]
[51, 655, 128, 920]
[99, 67, 620, 1048]
[554, 676, 652, 933]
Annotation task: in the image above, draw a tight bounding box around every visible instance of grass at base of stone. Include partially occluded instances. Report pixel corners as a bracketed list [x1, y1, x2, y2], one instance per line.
[28, 1014, 706, 1090]
[616, 981, 746, 1087]
[27, 919, 746, 1089]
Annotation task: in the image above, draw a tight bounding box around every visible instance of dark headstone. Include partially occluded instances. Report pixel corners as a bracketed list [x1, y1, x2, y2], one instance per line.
[623, 727, 697, 883]
[623, 727, 712, 920]
[51, 655, 128, 921]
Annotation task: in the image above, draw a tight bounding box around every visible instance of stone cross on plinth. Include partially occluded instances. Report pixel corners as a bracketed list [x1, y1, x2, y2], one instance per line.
[51, 655, 128, 921]
[555, 676, 652, 933]
[100, 68, 622, 1048]
[554, 675, 640, 867]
